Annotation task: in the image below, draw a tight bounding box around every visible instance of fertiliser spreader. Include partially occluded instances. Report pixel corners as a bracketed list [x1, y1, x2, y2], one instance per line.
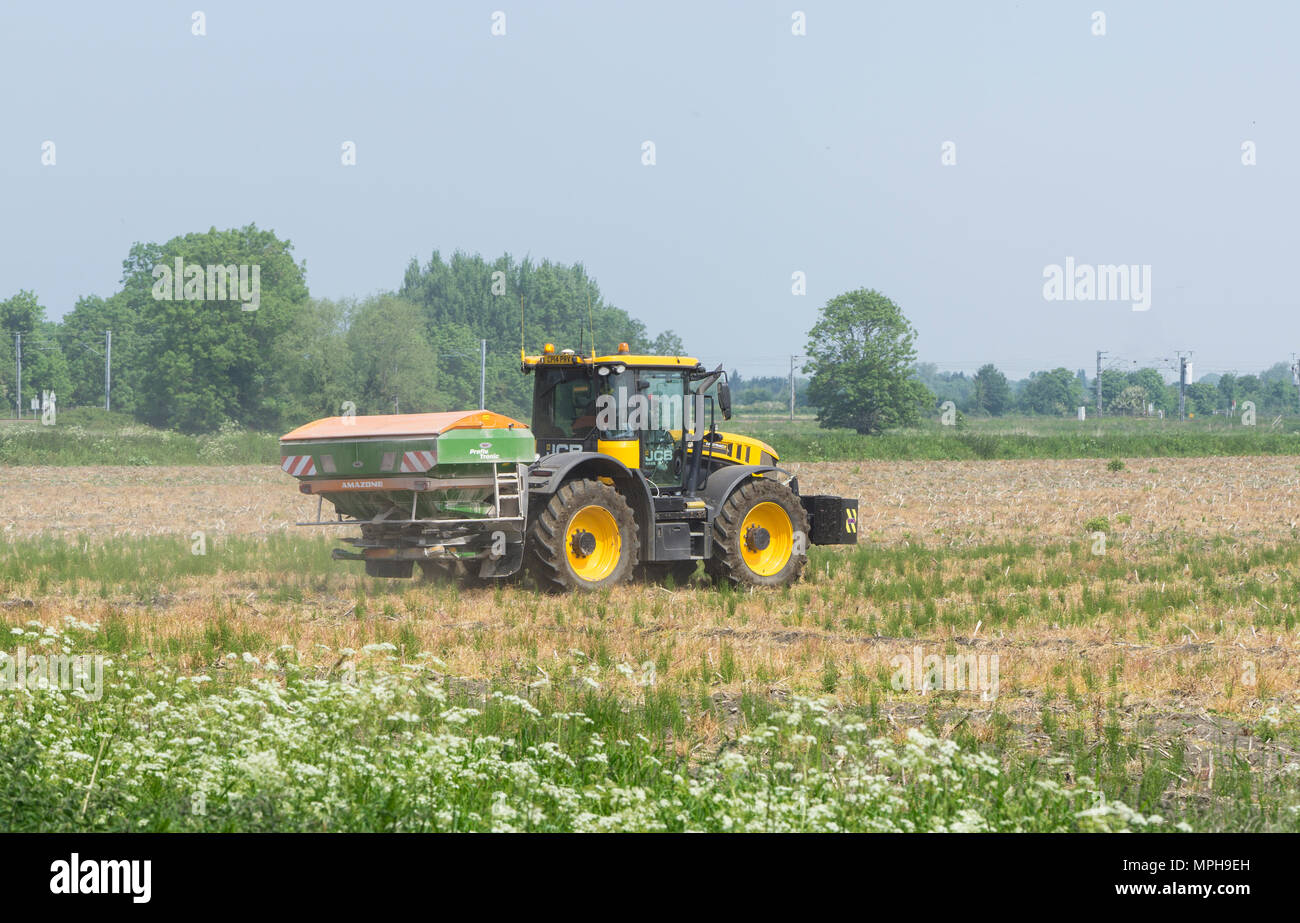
[281, 410, 535, 579]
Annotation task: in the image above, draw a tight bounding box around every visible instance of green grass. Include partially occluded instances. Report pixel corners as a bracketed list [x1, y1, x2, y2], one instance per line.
[0, 533, 337, 595]
[0, 409, 279, 466]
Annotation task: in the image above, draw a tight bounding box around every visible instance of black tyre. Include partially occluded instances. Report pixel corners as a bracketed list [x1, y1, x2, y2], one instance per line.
[525, 479, 640, 592]
[705, 478, 809, 588]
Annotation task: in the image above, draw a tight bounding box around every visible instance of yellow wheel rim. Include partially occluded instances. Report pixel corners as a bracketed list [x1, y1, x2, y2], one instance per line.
[565, 505, 622, 583]
[739, 502, 793, 577]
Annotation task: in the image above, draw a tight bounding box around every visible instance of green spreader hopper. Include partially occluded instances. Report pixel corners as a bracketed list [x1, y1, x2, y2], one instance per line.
[280, 410, 536, 578]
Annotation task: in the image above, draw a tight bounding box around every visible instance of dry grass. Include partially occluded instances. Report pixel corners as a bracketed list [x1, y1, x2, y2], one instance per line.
[6, 455, 1298, 543]
[0, 465, 315, 539]
[787, 455, 1300, 544]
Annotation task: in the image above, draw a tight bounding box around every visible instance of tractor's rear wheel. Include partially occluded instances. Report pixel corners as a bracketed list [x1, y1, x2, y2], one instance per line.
[526, 479, 639, 592]
[705, 478, 809, 588]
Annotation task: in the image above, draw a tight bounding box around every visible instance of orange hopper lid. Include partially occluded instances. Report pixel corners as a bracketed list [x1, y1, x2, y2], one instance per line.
[280, 411, 527, 442]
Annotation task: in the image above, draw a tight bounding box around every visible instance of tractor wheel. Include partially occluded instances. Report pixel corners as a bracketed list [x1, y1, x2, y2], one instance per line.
[526, 479, 639, 592]
[638, 560, 699, 587]
[705, 478, 809, 588]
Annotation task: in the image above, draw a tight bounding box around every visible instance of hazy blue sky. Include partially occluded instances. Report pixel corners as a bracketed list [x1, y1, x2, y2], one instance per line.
[2, 1, 1295, 381]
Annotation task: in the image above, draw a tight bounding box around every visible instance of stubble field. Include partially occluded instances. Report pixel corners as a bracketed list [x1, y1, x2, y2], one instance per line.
[2, 457, 1299, 831]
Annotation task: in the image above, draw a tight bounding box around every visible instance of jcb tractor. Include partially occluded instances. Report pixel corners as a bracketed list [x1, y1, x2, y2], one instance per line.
[280, 343, 858, 591]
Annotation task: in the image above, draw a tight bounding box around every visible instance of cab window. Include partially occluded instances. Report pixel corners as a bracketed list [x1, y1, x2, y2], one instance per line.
[533, 370, 599, 438]
[639, 370, 687, 486]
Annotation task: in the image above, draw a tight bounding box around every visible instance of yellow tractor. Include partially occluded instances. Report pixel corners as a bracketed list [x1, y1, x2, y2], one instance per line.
[518, 342, 857, 590]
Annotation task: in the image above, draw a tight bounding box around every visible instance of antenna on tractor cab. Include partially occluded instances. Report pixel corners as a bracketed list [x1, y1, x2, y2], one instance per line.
[587, 292, 595, 359]
[519, 293, 525, 362]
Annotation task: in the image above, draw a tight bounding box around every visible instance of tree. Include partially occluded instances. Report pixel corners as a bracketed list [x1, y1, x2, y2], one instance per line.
[1099, 368, 1128, 408]
[0, 291, 71, 412]
[1128, 368, 1168, 413]
[58, 293, 142, 414]
[119, 225, 310, 432]
[399, 251, 683, 413]
[1019, 368, 1084, 415]
[269, 298, 355, 423]
[1111, 385, 1148, 416]
[1216, 373, 1238, 410]
[345, 295, 440, 414]
[970, 364, 1011, 415]
[803, 289, 932, 434]
[1184, 382, 1219, 416]
[914, 362, 972, 410]
[650, 330, 685, 356]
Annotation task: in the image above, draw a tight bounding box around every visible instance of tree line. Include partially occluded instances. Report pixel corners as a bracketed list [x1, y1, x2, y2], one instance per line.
[797, 288, 1297, 435]
[4, 238, 1292, 436]
[0, 226, 682, 432]
[919, 363, 1299, 419]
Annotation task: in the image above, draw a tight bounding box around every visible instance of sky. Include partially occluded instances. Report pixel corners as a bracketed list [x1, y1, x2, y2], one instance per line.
[2, 1, 1296, 382]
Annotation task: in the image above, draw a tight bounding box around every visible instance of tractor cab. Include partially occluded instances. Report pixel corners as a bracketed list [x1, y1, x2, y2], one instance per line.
[523, 344, 774, 492]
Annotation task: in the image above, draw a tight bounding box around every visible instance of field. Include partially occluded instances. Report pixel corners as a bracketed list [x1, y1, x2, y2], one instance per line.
[3, 456, 1299, 831]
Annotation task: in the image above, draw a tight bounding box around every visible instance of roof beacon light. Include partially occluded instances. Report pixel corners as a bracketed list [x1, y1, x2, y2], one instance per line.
[617, 342, 630, 354]
[543, 343, 555, 354]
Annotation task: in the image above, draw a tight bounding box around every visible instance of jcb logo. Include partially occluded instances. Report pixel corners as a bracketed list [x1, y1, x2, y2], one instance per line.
[548, 442, 584, 454]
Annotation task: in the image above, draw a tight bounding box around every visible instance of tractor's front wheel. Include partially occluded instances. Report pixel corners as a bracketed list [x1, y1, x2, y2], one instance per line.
[526, 479, 639, 592]
[705, 478, 809, 587]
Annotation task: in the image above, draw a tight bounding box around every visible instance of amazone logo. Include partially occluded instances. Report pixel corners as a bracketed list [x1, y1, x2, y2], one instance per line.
[341, 480, 383, 488]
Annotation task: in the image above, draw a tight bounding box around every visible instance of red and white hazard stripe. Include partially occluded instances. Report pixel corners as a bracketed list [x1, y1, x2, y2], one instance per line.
[280, 454, 317, 476]
[399, 450, 436, 473]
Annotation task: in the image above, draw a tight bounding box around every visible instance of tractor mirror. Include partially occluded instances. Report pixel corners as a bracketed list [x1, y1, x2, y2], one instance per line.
[718, 382, 732, 420]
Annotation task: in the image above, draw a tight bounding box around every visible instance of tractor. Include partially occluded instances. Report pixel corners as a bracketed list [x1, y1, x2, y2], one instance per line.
[280, 343, 857, 590]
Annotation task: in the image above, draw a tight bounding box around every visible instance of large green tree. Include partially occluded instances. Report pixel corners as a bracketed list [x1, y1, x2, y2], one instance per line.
[119, 225, 310, 432]
[970, 364, 1012, 415]
[803, 289, 933, 435]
